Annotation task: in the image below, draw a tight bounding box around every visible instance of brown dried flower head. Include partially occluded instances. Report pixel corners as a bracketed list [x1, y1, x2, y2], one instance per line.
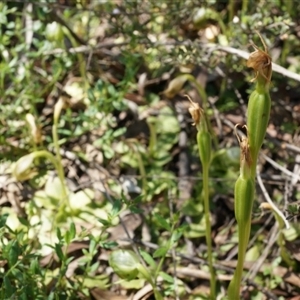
[247, 31, 272, 83]
[234, 124, 252, 167]
[186, 95, 203, 126]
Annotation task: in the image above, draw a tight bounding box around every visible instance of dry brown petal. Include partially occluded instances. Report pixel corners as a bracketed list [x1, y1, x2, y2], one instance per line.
[247, 32, 272, 83]
[234, 124, 252, 166]
[186, 94, 203, 126]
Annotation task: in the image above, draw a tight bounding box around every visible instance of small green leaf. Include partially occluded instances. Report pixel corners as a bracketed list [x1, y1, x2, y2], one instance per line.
[8, 241, 19, 267]
[30, 259, 39, 274]
[89, 239, 97, 255]
[100, 241, 118, 249]
[56, 227, 63, 241]
[4, 276, 14, 298]
[65, 222, 76, 244]
[11, 268, 23, 281]
[97, 218, 110, 226]
[159, 271, 174, 283]
[113, 127, 126, 138]
[153, 246, 168, 258]
[18, 216, 30, 227]
[154, 213, 171, 231]
[111, 199, 122, 218]
[129, 206, 143, 214]
[0, 213, 9, 227]
[140, 250, 156, 269]
[70, 222, 76, 239]
[170, 229, 183, 245]
[90, 261, 100, 273]
[66, 256, 74, 265]
[55, 243, 64, 261]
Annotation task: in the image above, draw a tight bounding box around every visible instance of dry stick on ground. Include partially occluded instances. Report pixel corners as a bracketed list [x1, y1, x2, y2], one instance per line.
[246, 218, 280, 282]
[257, 165, 290, 229]
[262, 153, 298, 181]
[210, 44, 300, 82]
[269, 137, 300, 154]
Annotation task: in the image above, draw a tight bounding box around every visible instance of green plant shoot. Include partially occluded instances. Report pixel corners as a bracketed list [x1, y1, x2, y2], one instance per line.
[187, 95, 216, 299]
[228, 32, 273, 299]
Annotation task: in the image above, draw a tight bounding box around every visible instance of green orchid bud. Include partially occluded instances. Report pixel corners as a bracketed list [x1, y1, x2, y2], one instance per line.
[13, 153, 36, 181]
[45, 21, 63, 42]
[13, 151, 59, 182]
[26, 113, 42, 144]
[109, 250, 140, 280]
[54, 97, 65, 123]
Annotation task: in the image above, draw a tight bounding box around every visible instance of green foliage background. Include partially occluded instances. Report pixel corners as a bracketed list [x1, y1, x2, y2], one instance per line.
[1, 1, 300, 299]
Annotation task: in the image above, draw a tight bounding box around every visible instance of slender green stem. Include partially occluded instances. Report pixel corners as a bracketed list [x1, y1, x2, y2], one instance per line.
[134, 144, 147, 192]
[187, 75, 218, 150]
[228, 172, 254, 299]
[64, 31, 89, 91]
[188, 95, 216, 298]
[202, 162, 216, 299]
[31, 150, 59, 169]
[228, 0, 235, 23]
[139, 265, 163, 300]
[228, 218, 252, 298]
[147, 118, 157, 157]
[241, 0, 248, 17]
[52, 109, 69, 207]
[154, 221, 176, 280]
[197, 118, 216, 299]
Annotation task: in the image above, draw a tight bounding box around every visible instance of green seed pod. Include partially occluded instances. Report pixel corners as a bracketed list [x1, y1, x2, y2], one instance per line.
[45, 22, 63, 42]
[246, 32, 272, 164]
[234, 131, 254, 225]
[234, 176, 255, 225]
[197, 131, 211, 166]
[109, 249, 140, 280]
[247, 89, 271, 161]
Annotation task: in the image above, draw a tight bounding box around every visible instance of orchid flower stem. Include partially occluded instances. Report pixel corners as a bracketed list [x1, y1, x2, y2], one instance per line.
[228, 32, 273, 299]
[53, 99, 70, 208]
[187, 94, 216, 299]
[197, 130, 216, 299]
[202, 162, 216, 299]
